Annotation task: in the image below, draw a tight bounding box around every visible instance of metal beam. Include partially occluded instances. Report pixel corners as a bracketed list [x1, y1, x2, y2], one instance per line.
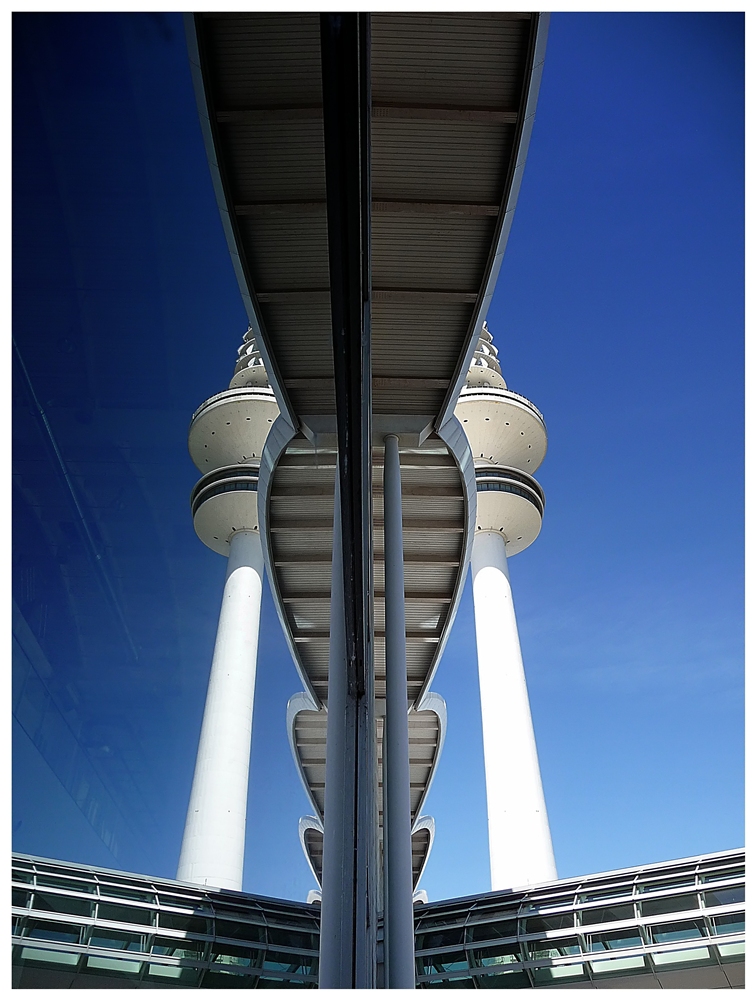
[318, 12, 377, 990]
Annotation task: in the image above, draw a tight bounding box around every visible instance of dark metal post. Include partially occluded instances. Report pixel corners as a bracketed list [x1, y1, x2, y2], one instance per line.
[318, 13, 377, 989]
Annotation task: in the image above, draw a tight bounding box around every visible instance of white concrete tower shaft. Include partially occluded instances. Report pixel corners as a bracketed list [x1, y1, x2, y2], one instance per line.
[179, 327, 279, 890]
[455, 322, 556, 890]
[471, 530, 556, 889]
[177, 529, 264, 889]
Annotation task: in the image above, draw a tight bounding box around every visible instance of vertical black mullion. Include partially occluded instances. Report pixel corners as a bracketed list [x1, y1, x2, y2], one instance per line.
[320, 12, 375, 989]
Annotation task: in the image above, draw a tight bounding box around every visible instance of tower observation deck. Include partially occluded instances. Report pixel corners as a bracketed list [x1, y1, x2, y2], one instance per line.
[182, 11, 549, 989]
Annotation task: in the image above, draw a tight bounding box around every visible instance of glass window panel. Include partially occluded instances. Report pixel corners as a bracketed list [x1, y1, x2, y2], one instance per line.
[257, 975, 313, 988]
[651, 947, 711, 966]
[12, 889, 30, 908]
[466, 919, 517, 942]
[35, 873, 96, 893]
[158, 911, 210, 934]
[468, 942, 521, 968]
[712, 913, 744, 936]
[590, 955, 646, 974]
[267, 926, 318, 950]
[262, 950, 317, 975]
[89, 927, 144, 951]
[717, 942, 745, 958]
[215, 918, 266, 942]
[580, 904, 634, 925]
[579, 886, 631, 903]
[700, 867, 744, 883]
[527, 937, 581, 960]
[152, 935, 205, 959]
[424, 976, 477, 988]
[640, 894, 698, 917]
[589, 929, 643, 952]
[86, 955, 142, 974]
[638, 876, 695, 893]
[146, 963, 201, 984]
[202, 969, 259, 988]
[19, 947, 80, 966]
[417, 926, 465, 950]
[703, 886, 744, 907]
[474, 970, 530, 989]
[13, 869, 35, 884]
[33, 892, 93, 917]
[97, 902, 153, 925]
[650, 920, 706, 944]
[532, 963, 586, 983]
[211, 942, 260, 968]
[418, 950, 469, 975]
[99, 884, 156, 904]
[25, 919, 81, 944]
[524, 913, 574, 933]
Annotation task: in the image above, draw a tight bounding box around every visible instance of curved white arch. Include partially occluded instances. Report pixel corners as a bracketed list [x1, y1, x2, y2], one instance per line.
[298, 814, 324, 888]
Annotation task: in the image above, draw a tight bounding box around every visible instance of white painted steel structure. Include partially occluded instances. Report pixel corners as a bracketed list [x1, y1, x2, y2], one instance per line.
[456, 324, 557, 890]
[382, 433, 418, 989]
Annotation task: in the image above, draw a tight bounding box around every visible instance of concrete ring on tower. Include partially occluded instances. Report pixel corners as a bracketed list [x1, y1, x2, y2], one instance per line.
[191, 465, 260, 556]
[188, 387, 280, 473]
[475, 467, 544, 557]
[454, 387, 547, 473]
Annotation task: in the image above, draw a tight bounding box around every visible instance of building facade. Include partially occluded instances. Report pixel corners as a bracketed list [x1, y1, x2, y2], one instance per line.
[12, 849, 744, 989]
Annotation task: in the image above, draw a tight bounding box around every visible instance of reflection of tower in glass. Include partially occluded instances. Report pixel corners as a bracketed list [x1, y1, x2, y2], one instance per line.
[177, 329, 279, 890]
[455, 323, 557, 890]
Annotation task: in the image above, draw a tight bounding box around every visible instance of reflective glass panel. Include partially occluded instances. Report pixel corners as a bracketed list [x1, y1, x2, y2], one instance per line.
[152, 935, 205, 959]
[262, 950, 317, 975]
[651, 946, 711, 966]
[466, 919, 517, 942]
[33, 891, 93, 917]
[580, 903, 634, 925]
[418, 950, 469, 975]
[703, 886, 744, 907]
[712, 912, 745, 935]
[267, 926, 318, 950]
[25, 919, 81, 944]
[650, 919, 706, 943]
[469, 942, 522, 968]
[589, 929, 643, 951]
[158, 911, 210, 934]
[640, 894, 698, 917]
[417, 926, 465, 950]
[524, 912, 574, 933]
[527, 937, 581, 959]
[211, 942, 260, 968]
[98, 902, 153, 925]
[474, 970, 530, 988]
[89, 927, 144, 951]
[36, 873, 96, 893]
[532, 963, 586, 983]
[215, 918, 266, 942]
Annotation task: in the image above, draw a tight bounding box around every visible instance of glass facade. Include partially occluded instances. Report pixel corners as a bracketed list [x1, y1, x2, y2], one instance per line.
[413, 850, 744, 989]
[12, 855, 319, 989]
[12, 850, 743, 989]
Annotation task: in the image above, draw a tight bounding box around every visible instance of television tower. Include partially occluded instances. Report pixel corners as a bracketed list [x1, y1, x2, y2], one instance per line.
[177, 329, 279, 890]
[455, 323, 557, 891]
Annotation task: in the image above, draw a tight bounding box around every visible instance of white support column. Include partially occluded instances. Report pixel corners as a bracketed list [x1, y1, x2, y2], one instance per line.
[177, 529, 264, 891]
[382, 434, 416, 989]
[471, 530, 557, 891]
[319, 478, 354, 988]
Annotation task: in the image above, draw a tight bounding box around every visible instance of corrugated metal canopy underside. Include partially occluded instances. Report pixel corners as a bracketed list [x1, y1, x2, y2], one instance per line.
[195, 11, 536, 418]
[192, 10, 539, 889]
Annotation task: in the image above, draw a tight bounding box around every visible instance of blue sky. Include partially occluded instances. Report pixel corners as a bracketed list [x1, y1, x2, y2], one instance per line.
[12, 12, 743, 904]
